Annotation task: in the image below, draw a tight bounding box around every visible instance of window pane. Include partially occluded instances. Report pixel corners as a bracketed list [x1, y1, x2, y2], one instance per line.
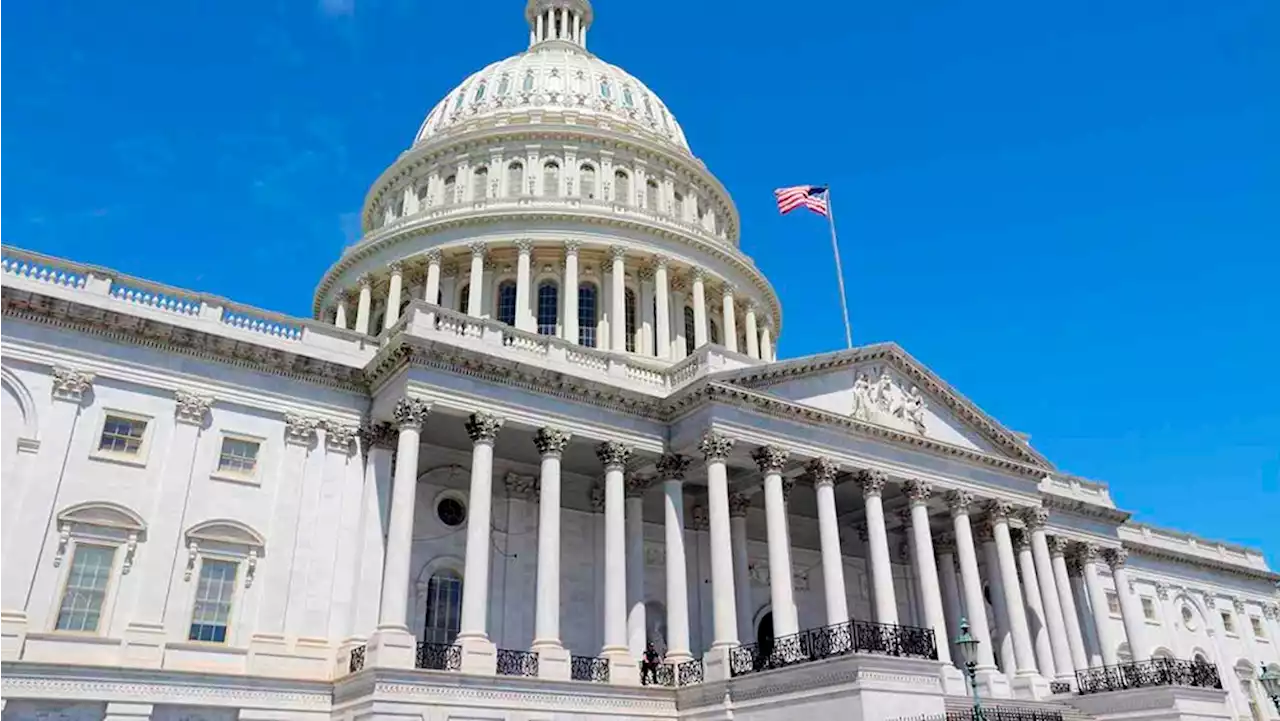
[217, 438, 260, 475]
[580, 165, 596, 199]
[56, 545, 116, 632]
[459, 284, 470, 313]
[189, 559, 237, 643]
[543, 162, 560, 198]
[424, 570, 463, 645]
[624, 288, 637, 353]
[473, 167, 488, 200]
[497, 282, 517, 326]
[684, 307, 696, 355]
[507, 162, 524, 196]
[578, 284, 597, 347]
[99, 416, 146, 455]
[537, 283, 558, 336]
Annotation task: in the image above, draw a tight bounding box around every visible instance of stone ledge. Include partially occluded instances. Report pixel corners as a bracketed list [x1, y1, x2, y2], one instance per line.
[1067, 684, 1232, 721]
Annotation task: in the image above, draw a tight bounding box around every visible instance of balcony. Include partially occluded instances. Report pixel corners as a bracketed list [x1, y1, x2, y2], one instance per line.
[1074, 657, 1222, 694]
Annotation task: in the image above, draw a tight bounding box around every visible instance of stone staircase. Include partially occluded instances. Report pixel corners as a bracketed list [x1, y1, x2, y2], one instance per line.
[944, 694, 1098, 721]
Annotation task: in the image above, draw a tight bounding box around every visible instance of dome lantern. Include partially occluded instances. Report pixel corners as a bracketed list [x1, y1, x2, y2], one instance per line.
[526, 0, 593, 50]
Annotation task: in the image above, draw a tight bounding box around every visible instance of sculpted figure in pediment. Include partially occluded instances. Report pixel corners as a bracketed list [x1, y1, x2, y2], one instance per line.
[851, 369, 927, 435]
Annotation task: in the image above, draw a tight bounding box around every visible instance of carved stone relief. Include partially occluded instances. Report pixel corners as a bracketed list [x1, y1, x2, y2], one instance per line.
[851, 366, 926, 435]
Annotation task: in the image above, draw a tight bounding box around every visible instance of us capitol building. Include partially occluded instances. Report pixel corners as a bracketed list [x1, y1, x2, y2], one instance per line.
[2, 2, 1277, 721]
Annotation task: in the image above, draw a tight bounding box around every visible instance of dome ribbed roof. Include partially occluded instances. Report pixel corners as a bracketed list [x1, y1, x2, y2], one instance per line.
[412, 37, 690, 153]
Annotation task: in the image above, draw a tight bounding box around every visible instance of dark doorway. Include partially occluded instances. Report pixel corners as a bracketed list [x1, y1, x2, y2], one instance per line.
[757, 611, 774, 660]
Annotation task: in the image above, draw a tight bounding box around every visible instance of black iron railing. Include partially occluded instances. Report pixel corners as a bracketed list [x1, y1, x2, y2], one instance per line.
[496, 648, 539, 677]
[1075, 657, 1222, 695]
[1048, 680, 1071, 695]
[570, 654, 610, 683]
[945, 707, 1064, 721]
[349, 644, 366, 673]
[646, 658, 705, 687]
[416, 641, 462, 671]
[729, 618, 937, 677]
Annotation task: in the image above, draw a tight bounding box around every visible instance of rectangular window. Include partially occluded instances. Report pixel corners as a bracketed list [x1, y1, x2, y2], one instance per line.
[216, 437, 260, 477]
[1141, 596, 1157, 621]
[55, 544, 116, 632]
[1221, 611, 1235, 634]
[1251, 616, 1265, 639]
[1106, 591, 1121, 616]
[98, 415, 147, 455]
[189, 559, 237, 643]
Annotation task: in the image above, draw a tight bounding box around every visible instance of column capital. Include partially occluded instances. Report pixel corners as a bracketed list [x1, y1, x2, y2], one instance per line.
[904, 478, 932, 506]
[533, 427, 572, 457]
[854, 469, 887, 498]
[946, 489, 975, 516]
[652, 254, 670, 270]
[1066, 555, 1084, 577]
[466, 412, 504, 444]
[656, 453, 691, 480]
[358, 421, 397, 451]
[174, 389, 214, 426]
[325, 423, 358, 454]
[699, 431, 734, 462]
[596, 440, 633, 470]
[690, 504, 709, 531]
[357, 272, 376, 289]
[728, 493, 752, 518]
[284, 413, 321, 446]
[468, 240, 488, 258]
[935, 533, 957, 555]
[1012, 528, 1031, 552]
[1103, 547, 1129, 569]
[51, 365, 94, 403]
[393, 397, 432, 431]
[689, 266, 706, 282]
[1155, 582, 1170, 600]
[751, 445, 790, 473]
[515, 238, 535, 254]
[1078, 542, 1103, 563]
[973, 523, 995, 544]
[625, 474, 654, 498]
[1021, 506, 1050, 530]
[636, 264, 655, 282]
[670, 274, 689, 293]
[608, 245, 626, 262]
[504, 472, 539, 501]
[721, 283, 736, 299]
[983, 498, 1016, 522]
[806, 457, 838, 488]
[564, 239, 582, 256]
[1047, 534, 1070, 557]
[423, 248, 443, 264]
[388, 259, 405, 274]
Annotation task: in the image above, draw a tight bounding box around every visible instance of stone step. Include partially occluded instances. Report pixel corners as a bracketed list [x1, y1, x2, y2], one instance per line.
[943, 695, 1097, 721]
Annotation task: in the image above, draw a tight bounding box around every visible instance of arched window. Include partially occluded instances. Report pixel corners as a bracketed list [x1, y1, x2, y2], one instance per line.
[474, 82, 486, 102]
[673, 191, 684, 218]
[614, 170, 630, 204]
[580, 164, 597, 199]
[684, 306, 696, 355]
[453, 90, 466, 112]
[624, 288, 637, 353]
[709, 320, 720, 345]
[622, 86, 634, 107]
[443, 175, 457, 204]
[642, 94, 654, 118]
[537, 282, 558, 336]
[599, 78, 611, 99]
[507, 162, 524, 197]
[543, 161, 560, 197]
[523, 71, 535, 93]
[645, 180, 659, 210]
[497, 74, 511, 96]
[579, 283, 598, 347]
[496, 281, 517, 326]
[472, 166, 488, 200]
[458, 284, 470, 313]
[422, 569, 462, 645]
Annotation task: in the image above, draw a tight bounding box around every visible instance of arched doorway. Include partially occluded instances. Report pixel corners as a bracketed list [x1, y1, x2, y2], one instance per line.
[757, 611, 774, 663]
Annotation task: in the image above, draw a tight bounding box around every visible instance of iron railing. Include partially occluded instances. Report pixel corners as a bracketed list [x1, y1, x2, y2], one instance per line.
[1048, 680, 1071, 695]
[945, 707, 1064, 721]
[1075, 657, 1222, 694]
[570, 654, 610, 683]
[729, 618, 937, 677]
[496, 648, 539, 677]
[646, 659, 705, 687]
[416, 641, 462, 671]
[349, 644, 366, 673]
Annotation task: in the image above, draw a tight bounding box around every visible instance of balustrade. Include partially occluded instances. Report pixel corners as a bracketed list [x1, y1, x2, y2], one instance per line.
[495, 648, 539, 677]
[416, 641, 462, 671]
[729, 618, 938, 677]
[1074, 657, 1222, 694]
[570, 655, 610, 683]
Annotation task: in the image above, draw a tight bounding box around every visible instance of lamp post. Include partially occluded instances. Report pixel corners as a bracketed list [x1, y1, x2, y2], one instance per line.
[956, 617, 984, 721]
[1259, 662, 1280, 714]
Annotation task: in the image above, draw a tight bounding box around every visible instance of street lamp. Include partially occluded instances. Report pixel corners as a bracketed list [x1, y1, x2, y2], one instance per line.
[1259, 663, 1280, 714]
[955, 617, 984, 721]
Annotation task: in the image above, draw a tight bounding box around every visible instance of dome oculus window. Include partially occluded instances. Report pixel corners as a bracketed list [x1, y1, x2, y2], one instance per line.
[437, 497, 466, 527]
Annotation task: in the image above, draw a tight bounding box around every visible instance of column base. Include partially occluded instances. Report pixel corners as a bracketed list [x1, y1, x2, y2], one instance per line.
[458, 635, 497, 675]
[702, 645, 735, 682]
[975, 667, 1013, 699]
[121, 622, 166, 668]
[366, 626, 417, 669]
[534, 644, 571, 681]
[603, 647, 640, 686]
[1011, 672, 1052, 700]
[940, 664, 969, 695]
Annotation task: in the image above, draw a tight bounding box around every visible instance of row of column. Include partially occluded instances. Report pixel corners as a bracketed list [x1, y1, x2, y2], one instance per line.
[331, 244, 777, 362]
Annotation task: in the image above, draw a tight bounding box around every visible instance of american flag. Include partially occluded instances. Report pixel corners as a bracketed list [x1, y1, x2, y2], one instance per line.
[774, 184, 829, 216]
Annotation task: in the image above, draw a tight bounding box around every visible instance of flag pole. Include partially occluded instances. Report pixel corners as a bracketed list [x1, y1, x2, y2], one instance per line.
[824, 187, 854, 349]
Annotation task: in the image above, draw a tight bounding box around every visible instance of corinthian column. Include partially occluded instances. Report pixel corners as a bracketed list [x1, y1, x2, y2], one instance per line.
[856, 469, 897, 624]
[515, 239, 534, 331]
[1080, 544, 1118, 666]
[457, 412, 503, 674]
[753, 446, 798, 639]
[367, 398, 430, 669]
[729, 493, 753, 643]
[423, 250, 442, 305]
[609, 247, 627, 351]
[691, 268, 708, 348]
[700, 431, 739, 681]
[948, 491, 1007, 697]
[904, 480, 952, 665]
[1014, 529, 1056, 679]
[654, 257, 671, 359]
[722, 285, 739, 353]
[1023, 509, 1076, 683]
[532, 427, 571, 679]
[467, 242, 486, 317]
[744, 303, 760, 359]
[985, 501, 1042, 695]
[597, 440, 639, 684]
[625, 474, 651, 659]
[809, 458, 848, 626]
[1048, 536, 1090, 673]
[658, 454, 693, 663]
[1105, 548, 1147, 661]
[355, 273, 374, 334]
[563, 241, 580, 344]
[384, 260, 404, 330]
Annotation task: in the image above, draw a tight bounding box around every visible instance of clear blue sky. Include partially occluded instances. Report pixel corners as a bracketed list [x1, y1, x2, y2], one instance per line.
[5, 1, 1276, 563]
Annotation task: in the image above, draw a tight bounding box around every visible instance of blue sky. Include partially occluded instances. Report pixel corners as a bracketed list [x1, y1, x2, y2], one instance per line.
[5, 0, 1276, 563]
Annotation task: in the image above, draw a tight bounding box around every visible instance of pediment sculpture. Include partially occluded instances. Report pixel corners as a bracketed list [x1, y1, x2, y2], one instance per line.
[852, 370, 927, 435]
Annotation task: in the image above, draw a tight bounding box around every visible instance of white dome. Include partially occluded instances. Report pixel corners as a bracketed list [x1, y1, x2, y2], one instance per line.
[413, 40, 690, 153]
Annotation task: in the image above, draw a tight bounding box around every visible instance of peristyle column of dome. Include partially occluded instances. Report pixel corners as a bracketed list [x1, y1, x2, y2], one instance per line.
[312, 0, 781, 363]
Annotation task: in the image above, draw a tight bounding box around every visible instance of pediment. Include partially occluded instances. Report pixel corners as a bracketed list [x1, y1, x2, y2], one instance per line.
[715, 343, 1052, 468]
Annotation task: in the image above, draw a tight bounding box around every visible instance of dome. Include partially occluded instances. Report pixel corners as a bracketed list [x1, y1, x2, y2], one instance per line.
[412, 2, 691, 154]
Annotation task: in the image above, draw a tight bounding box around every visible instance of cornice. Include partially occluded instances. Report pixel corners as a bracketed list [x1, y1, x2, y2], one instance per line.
[1041, 493, 1131, 524]
[2, 288, 368, 393]
[1122, 539, 1280, 583]
[718, 343, 1052, 469]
